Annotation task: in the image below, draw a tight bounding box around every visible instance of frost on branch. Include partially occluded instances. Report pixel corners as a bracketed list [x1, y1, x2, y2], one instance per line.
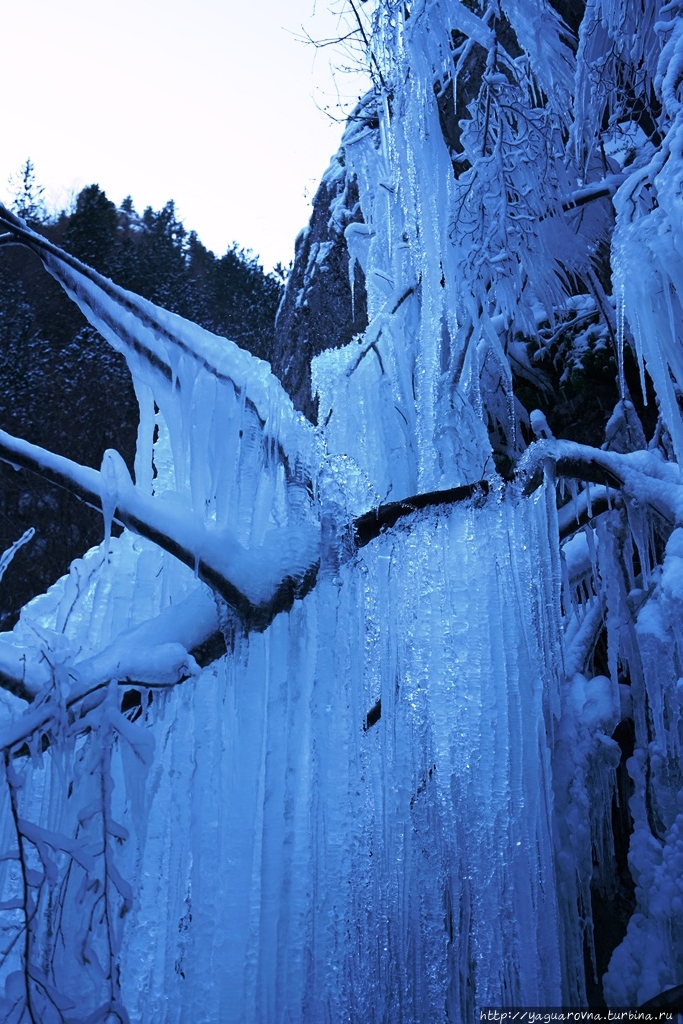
[0, 0, 683, 1019]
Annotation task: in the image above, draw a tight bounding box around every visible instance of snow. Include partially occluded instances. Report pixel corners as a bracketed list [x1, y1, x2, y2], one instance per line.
[1, 1, 683, 1020]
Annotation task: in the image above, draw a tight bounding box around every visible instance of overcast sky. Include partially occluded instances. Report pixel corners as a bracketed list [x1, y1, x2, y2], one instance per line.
[0, 0, 371, 270]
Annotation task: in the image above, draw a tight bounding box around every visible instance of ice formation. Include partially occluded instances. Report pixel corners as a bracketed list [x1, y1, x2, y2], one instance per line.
[0, 1, 682, 1021]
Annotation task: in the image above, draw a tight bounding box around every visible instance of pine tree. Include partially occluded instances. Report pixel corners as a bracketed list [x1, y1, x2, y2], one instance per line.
[65, 184, 119, 275]
[9, 158, 47, 226]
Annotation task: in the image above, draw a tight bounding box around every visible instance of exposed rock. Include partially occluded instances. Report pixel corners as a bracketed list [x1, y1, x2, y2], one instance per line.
[272, 117, 372, 422]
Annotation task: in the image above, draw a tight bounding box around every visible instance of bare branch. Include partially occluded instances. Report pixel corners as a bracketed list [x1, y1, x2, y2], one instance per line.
[561, 172, 628, 212]
[354, 480, 491, 547]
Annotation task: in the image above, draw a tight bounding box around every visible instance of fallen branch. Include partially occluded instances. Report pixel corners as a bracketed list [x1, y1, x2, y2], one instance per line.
[561, 172, 628, 212]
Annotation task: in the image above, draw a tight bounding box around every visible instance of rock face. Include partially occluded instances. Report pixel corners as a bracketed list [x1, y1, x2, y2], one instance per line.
[272, 128, 371, 422]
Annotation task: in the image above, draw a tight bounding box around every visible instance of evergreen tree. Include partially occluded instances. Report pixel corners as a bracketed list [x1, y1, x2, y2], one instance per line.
[64, 184, 119, 275]
[9, 158, 47, 226]
[122, 200, 190, 310]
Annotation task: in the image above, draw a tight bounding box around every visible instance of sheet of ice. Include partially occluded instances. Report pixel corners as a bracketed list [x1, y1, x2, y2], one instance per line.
[0, 213, 320, 559]
[0, 464, 573, 1022]
[115, 485, 569, 1020]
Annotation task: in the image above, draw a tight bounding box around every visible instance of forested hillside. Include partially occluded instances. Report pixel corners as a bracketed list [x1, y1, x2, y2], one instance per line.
[0, 178, 283, 623]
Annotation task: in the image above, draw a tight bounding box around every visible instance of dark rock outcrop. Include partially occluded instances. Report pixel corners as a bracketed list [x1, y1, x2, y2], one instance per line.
[272, 135, 370, 422]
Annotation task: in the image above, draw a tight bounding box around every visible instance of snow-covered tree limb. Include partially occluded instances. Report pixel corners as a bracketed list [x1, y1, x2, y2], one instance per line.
[519, 439, 682, 526]
[0, 641, 201, 754]
[0, 204, 317, 488]
[0, 589, 226, 758]
[0, 429, 320, 633]
[1, 425, 677, 713]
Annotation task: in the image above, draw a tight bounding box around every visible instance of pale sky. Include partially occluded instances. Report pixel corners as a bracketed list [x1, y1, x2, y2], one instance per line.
[0, 0, 372, 270]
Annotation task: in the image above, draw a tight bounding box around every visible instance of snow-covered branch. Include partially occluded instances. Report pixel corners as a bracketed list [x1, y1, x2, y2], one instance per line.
[519, 439, 682, 526]
[0, 589, 226, 756]
[355, 441, 682, 551]
[0, 204, 317, 488]
[561, 172, 628, 212]
[2, 425, 678, 718]
[0, 429, 321, 633]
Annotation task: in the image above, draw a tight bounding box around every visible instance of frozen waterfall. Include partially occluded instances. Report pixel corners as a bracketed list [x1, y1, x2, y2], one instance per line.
[2, 0, 683, 1020]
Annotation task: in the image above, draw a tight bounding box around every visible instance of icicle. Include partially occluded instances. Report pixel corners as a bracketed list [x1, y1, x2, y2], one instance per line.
[132, 378, 156, 494]
[349, 252, 356, 321]
[100, 449, 122, 551]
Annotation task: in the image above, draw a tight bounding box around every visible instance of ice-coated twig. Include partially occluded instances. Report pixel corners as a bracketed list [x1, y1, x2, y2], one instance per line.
[0, 639, 202, 754]
[0, 638, 51, 703]
[1, 586, 279, 743]
[0, 529, 35, 585]
[96, 714, 132, 1018]
[344, 282, 418, 377]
